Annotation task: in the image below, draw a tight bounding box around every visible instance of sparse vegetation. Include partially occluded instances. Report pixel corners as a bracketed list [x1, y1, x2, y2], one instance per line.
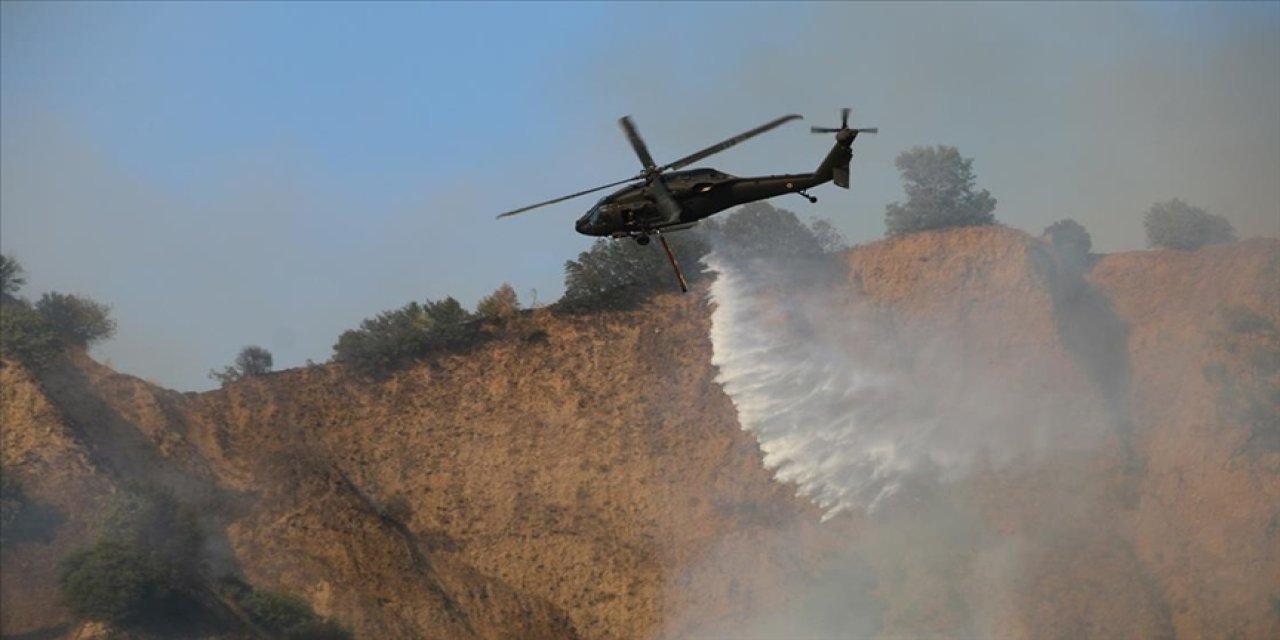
[209, 345, 275, 386]
[333, 296, 480, 378]
[1220, 304, 1276, 336]
[235, 587, 353, 639]
[884, 146, 997, 237]
[0, 254, 25, 302]
[1043, 219, 1092, 260]
[0, 465, 25, 537]
[476, 283, 521, 321]
[1144, 198, 1237, 251]
[0, 257, 117, 369]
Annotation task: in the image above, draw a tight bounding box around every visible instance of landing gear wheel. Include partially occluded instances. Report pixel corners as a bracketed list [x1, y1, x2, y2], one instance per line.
[636, 234, 651, 246]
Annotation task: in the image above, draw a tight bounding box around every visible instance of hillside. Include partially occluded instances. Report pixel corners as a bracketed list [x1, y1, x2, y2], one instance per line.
[3, 227, 1278, 639]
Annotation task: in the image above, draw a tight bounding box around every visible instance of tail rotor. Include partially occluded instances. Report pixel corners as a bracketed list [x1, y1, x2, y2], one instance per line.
[811, 107, 878, 135]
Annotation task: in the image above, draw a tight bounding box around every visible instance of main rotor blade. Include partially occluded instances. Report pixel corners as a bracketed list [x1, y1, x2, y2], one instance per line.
[661, 114, 802, 172]
[495, 177, 637, 219]
[619, 116, 658, 173]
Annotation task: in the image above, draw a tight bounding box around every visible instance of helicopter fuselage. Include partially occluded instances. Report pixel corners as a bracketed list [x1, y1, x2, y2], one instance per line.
[574, 168, 827, 237]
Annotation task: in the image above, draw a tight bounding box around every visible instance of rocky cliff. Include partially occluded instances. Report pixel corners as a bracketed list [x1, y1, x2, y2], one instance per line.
[2, 226, 1277, 639]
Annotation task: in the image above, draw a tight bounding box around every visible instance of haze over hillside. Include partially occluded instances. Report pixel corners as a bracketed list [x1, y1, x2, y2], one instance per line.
[3, 226, 1277, 639]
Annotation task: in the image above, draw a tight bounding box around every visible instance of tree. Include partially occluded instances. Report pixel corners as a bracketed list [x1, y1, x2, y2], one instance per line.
[1, 300, 63, 368]
[209, 345, 274, 386]
[884, 146, 997, 236]
[35, 292, 116, 348]
[333, 296, 480, 378]
[560, 233, 709, 311]
[1043, 219, 1092, 258]
[700, 202, 826, 259]
[60, 541, 168, 623]
[0, 254, 25, 302]
[476, 283, 521, 321]
[1, 466, 25, 537]
[1144, 198, 1237, 250]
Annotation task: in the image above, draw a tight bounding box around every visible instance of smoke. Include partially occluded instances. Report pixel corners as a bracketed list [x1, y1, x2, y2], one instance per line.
[704, 249, 1105, 520]
[671, 243, 1129, 637]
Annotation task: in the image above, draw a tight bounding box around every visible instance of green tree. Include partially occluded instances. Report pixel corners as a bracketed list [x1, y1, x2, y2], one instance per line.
[1044, 219, 1092, 258]
[560, 233, 709, 311]
[884, 146, 997, 236]
[1144, 198, 1237, 250]
[0, 254, 25, 302]
[209, 345, 274, 386]
[333, 296, 480, 377]
[35, 292, 116, 348]
[0, 466, 25, 537]
[0, 300, 64, 368]
[476, 283, 521, 321]
[701, 202, 827, 259]
[60, 540, 168, 623]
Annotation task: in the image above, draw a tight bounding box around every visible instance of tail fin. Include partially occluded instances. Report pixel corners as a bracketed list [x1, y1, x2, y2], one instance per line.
[816, 140, 853, 189]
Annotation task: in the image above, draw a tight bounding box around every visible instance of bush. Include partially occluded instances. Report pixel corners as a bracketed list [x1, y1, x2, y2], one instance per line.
[99, 484, 203, 584]
[884, 146, 997, 236]
[0, 254, 25, 302]
[476, 283, 521, 321]
[60, 540, 168, 623]
[35, 292, 116, 348]
[333, 296, 479, 378]
[1043, 219, 1092, 258]
[1144, 199, 1237, 250]
[1219, 304, 1275, 336]
[700, 202, 829, 259]
[209, 345, 274, 386]
[286, 618, 355, 640]
[0, 466, 25, 536]
[0, 300, 64, 368]
[242, 590, 316, 634]
[559, 233, 710, 311]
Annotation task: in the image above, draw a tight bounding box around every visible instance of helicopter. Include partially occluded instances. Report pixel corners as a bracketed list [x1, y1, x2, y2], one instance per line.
[496, 108, 877, 291]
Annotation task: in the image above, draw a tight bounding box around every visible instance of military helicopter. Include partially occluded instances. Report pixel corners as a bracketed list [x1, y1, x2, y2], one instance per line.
[496, 109, 877, 291]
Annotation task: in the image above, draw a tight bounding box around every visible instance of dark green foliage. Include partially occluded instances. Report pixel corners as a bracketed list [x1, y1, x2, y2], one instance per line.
[560, 233, 710, 311]
[333, 296, 479, 378]
[99, 483, 204, 583]
[60, 540, 168, 623]
[699, 202, 828, 259]
[884, 146, 997, 236]
[1144, 198, 1237, 250]
[35, 292, 116, 348]
[239, 589, 352, 639]
[476, 283, 521, 321]
[210, 345, 274, 386]
[286, 618, 355, 640]
[0, 299, 64, 368]
[242, 590, 316, 634]
[1220, 304, 1275, 336]
[0, 254, 25, 302]
[1044, 219, 1092, 258]
[0, 465, 24, 536]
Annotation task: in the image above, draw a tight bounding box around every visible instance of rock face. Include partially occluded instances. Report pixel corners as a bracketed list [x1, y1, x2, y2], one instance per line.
[2, 227, 1276, 639]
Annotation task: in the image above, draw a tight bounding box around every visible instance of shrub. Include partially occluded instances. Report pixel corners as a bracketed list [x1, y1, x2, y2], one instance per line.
[333, 296, 479, 378]
[242, 590, 316, 634]
[60, 540, 168, 623]
[0, 466, 25, 535]
[1043, 219, 1092, 258]
[700, 202, 827, 259]
[559, 233, 710, 311]
[884, 146, 997, 236]
[0, 300, 64, 368]
[1144, 199, 1237, 250]
[0, 254, 25, 302]
[209, 345, 274, 386]
[286, 618, 355, 640]
[99, 484, 203, 584]
[1219, 304, 1275, 336]
[476, 283, 521, 321]
[35, 292, 116, 348]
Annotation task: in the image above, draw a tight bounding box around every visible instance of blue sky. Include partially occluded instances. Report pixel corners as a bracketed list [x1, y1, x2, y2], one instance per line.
[3, 1, 1278, 390]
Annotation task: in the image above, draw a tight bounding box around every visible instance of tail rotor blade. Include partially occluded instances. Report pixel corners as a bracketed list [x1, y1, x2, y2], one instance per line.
[840, 107, 850, 129]
[811, 126, 841, 134]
